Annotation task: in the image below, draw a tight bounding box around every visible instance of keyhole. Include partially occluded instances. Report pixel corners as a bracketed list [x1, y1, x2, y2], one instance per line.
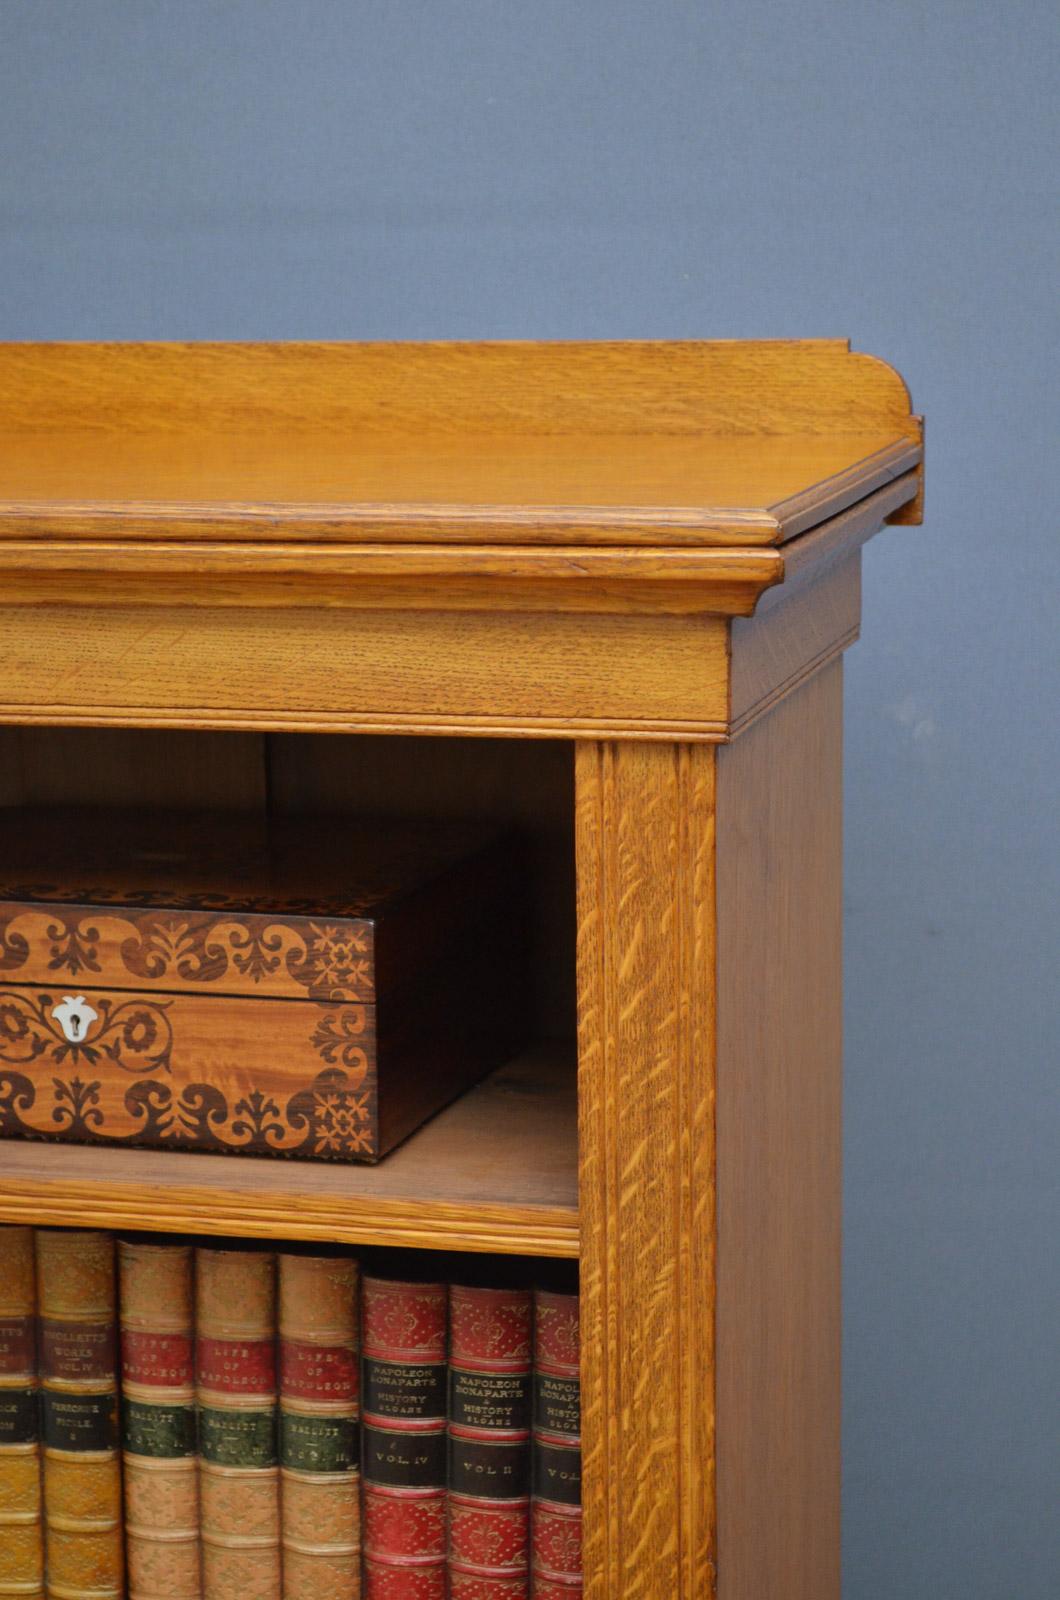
[52, 996, 99, 1044]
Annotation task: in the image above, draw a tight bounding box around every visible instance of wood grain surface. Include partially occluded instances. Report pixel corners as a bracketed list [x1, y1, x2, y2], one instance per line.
[576, 741, 717, 1600]
[0, 340, 918, 436]
[0, 340, 922, 546]
[0, 538, 786, 615]
[729, 550, 861, 733]
[0, 603, 733, 742]
[714, 664, 844, 1600]
[0, 1047, 577, 1256]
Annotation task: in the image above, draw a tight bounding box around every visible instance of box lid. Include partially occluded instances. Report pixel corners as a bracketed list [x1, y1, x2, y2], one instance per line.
[0, 809, 494, 1003]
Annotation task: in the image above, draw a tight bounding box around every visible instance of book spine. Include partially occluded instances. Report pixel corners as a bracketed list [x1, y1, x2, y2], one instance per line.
[448, 1284, 532, 1600]
[196, 1247, 280, 1600]
[0, 1226, 43, 1600]
[530, 1290, 582, 1597]
[361, 1276, 447, 1600]
[35, 1228, 123, 1600]
[119, 1239, 201, 1600]
[278, 1252, 360, 1600]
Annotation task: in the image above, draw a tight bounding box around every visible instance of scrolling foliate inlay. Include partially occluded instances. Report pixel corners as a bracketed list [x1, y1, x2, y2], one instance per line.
[0, 905, 375, 1001]
[0, 988, 376, 1159]
[0, 989, 174, 1075]
[0, 1060, 374, 1160]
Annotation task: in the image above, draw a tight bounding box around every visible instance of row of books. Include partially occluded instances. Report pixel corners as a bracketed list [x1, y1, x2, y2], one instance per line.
[0, 1224, 581, 1600]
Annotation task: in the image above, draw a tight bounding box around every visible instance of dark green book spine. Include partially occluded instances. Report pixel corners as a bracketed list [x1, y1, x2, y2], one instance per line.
[196, 1245, 279, 1600]
[278, 1251, 361, 1599]
[119, 1239, 200, 1600]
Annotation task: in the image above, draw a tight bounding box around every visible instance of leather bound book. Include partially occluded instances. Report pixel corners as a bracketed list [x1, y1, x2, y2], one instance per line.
[530, 1290, 581, 1596]
[278, 1251, 360, 1600]
[119, 1239, 201, 1600]
[35, 1228, 123, 1600]
[448, 1283, 532, 1600]
[0, 1225, 43, 1600]
[196, 1246, 280, 1600]
[361, 1274, 448, 1600]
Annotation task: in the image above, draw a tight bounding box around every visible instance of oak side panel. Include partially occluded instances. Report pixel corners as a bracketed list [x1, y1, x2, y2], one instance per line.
[576, 741, 717, 1600]
[714, 661, 843, 1600]
[729, 549, 861, 733]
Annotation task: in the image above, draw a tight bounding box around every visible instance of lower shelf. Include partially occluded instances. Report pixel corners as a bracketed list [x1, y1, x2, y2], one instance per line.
[0, 1045, 578, 1257]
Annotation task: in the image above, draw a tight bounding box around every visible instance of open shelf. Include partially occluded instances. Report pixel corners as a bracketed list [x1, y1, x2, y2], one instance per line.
[0, 1046, 578, 1258]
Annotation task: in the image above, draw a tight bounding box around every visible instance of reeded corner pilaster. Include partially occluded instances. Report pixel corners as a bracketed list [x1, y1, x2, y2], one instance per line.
[575, 740, 717, 1600]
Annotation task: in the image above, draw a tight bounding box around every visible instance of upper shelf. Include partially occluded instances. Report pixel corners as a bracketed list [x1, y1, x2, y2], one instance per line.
[0, 340, 922, 548]
[0, 1046, 578, 1258]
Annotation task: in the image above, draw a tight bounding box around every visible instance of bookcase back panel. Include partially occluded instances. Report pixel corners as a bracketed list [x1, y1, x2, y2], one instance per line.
[0, 728, 576, 1040]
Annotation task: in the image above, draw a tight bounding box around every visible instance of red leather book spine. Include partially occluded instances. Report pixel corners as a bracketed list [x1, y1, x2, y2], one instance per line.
[361, 1275, 447, 1600]
[531, 1289, 582, 1597]
[448, 1284, 532, 1600]
[196, 1246, 280, 1600]
[278, 1250, 360, 1600]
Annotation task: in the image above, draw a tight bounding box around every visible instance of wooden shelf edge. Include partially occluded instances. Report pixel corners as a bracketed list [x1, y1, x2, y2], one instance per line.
[0, 1047, 580, 1258]
[0, 1179, 579, 1258]
[0, 704, 732, 743]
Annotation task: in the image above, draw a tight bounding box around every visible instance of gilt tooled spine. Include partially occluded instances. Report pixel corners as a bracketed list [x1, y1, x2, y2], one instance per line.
[361, 1276, 447, 1600]
[530, 1290, 582, 1596]
[35, 1228, 123, 1600]
[196, 1247, 280, 1600]
[448, 1284, 532, 1600]
[278, 1252, 360, 1600]
[119, 1240, 201, 1600]
[0, 1225, 43, 1600]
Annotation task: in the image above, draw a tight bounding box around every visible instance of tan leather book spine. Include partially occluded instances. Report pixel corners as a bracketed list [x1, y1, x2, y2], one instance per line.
[0, 1225, 43, 1600]
[278, 1252, 360, 1600]
[119, 1240, 201, 1600]
[35, 1229, 122, 1600]
[196, 1247, 280, 1600]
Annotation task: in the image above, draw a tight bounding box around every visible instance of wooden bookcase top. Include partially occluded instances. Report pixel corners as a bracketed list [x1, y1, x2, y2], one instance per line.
[0, 339, 921, 548]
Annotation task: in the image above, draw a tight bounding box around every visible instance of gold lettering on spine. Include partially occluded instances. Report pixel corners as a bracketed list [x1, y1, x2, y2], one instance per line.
[36, 1228, 123, 1600]
[196, 1248, 280, 1600]
[120, 1239, 201, 1599]
[0, 1225, 43, 1600]
[278, 1252, 360, 1599]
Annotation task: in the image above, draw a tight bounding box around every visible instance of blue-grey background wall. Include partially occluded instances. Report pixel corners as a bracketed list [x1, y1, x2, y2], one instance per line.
[1, 2, 1056, 1592]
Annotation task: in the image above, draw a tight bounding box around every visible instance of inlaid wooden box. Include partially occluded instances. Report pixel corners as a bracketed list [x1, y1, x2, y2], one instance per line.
[0, 809, 525, 1162]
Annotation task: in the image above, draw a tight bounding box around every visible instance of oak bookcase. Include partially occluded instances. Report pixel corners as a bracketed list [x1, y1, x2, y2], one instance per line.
[0, 340, 923, 1600]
